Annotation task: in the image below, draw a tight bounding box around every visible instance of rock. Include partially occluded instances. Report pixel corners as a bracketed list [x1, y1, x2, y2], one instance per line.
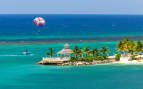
[38, 59, 116, 66]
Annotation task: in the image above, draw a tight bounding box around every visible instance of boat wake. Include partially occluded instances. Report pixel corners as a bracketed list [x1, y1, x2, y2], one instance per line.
[0, 54, 34, 57]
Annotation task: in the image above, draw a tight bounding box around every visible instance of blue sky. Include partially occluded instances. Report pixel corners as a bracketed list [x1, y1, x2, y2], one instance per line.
[0, 0, 143, 14]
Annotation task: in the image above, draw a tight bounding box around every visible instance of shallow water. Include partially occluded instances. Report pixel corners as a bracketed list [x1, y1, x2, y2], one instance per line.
[1, 60, 143, 89]
[0, 42, 143, 89]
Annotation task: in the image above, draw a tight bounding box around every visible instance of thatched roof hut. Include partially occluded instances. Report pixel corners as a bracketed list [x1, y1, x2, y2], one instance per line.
[57, 44, 73, 55]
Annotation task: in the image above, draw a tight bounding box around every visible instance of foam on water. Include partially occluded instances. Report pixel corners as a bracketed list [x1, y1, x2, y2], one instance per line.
[0, 54, 34, 56]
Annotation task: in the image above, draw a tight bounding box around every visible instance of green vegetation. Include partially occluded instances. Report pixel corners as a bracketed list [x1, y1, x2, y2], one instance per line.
[100, 46, 110, 59]
[115, 54, 121, 61]
[70, 46, 110, 62]
[70, 56, 106, 62]
[117, 37, 143, 60]
[46, 45, 110, 62]
[46, 48, 54, 57]
[45, 37, 143, 63]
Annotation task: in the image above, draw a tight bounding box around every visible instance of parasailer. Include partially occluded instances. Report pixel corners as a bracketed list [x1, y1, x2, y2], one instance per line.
[33, 17, 46, 33]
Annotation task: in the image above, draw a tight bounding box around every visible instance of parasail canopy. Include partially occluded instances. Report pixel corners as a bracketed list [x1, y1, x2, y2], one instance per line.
[33, 17, 45, 27]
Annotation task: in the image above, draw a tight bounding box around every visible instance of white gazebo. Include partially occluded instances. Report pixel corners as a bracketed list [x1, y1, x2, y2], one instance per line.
[57, 43, 73, 57]
[42, 43, 73, 62]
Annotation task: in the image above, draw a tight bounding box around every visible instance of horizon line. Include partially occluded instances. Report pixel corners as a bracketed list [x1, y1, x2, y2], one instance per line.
[0, 13, 143, 15]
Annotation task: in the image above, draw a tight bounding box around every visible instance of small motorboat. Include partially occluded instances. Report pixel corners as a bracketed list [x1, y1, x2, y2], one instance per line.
[23, 50, 32, 55]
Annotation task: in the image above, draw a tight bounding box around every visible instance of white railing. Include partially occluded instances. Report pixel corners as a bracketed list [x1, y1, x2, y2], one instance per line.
[43, 57, 70, 61]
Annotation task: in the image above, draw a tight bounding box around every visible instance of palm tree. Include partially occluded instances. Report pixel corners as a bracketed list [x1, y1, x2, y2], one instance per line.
[117, 40, 123, 52]
[94, 48, 100, 57]
[89, 48, 99, 57]
[100, 46, 110, 57]
[89, 49, 94, 57]
[78, 48, 83, 57]
[46, 48, 54, 57]
[72, 46, 79, 58]
[136, 40, 143, 53]
[128, 40, 136, 55]
[122, 38, 130, 54]
[124, 37, 129, 42]
[84, 46, 90, 57]
[117, 37, 131, 55]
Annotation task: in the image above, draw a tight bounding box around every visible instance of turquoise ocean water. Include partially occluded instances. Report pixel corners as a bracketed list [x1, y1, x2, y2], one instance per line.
[1, 14, 143, 89]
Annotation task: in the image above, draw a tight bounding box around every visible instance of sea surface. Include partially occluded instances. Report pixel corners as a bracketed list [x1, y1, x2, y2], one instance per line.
[1, 14, 143, 89]
[1, 14, 143, 41]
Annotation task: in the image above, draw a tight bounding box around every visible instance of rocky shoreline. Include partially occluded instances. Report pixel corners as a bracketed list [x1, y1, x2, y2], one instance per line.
[57, 59, 116, 66]
[37, 58, 116, 66]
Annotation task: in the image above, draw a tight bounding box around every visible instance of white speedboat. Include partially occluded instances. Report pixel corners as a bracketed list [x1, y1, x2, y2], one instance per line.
[23, 50, 32, 55]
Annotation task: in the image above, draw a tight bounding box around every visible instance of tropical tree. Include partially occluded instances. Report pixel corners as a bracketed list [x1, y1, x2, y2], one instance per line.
[89, 48, 99, 57]
[122, 37, 130, 54]
[46, 48, 54, 57]
[117, 37, 133, 55]
[72, 46, 79, 58]
[136, 40, 143, 53]
[100, 46, 110, 58]
[128, 40, 136, 55]
[94, 48, 100, 57]
[78, 48, 84, 57]
[84, 46, 90, 57]
[89, 48, 95, 57]
[117, 40, 123, 52]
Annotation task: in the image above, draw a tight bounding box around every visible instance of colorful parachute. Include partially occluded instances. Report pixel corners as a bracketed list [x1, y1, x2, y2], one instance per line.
[33, 17, 45, 27]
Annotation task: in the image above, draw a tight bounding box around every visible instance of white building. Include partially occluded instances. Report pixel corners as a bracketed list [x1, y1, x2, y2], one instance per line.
[42, 43, 73, 62]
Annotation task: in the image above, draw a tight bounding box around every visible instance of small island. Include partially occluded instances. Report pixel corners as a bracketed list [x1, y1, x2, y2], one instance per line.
[37, 37, 143, 66]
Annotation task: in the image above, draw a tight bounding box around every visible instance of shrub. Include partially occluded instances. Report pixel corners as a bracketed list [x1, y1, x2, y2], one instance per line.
[70, 57, 78, 62]
[103, 56, 107, 59]
[96, 56, 105, 61]
[80, 57, 94, 62]
[115, 54, 121, 61]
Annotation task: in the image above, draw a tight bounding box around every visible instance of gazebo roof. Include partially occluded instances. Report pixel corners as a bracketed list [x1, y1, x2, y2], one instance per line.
[57, 44, 73, 55]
